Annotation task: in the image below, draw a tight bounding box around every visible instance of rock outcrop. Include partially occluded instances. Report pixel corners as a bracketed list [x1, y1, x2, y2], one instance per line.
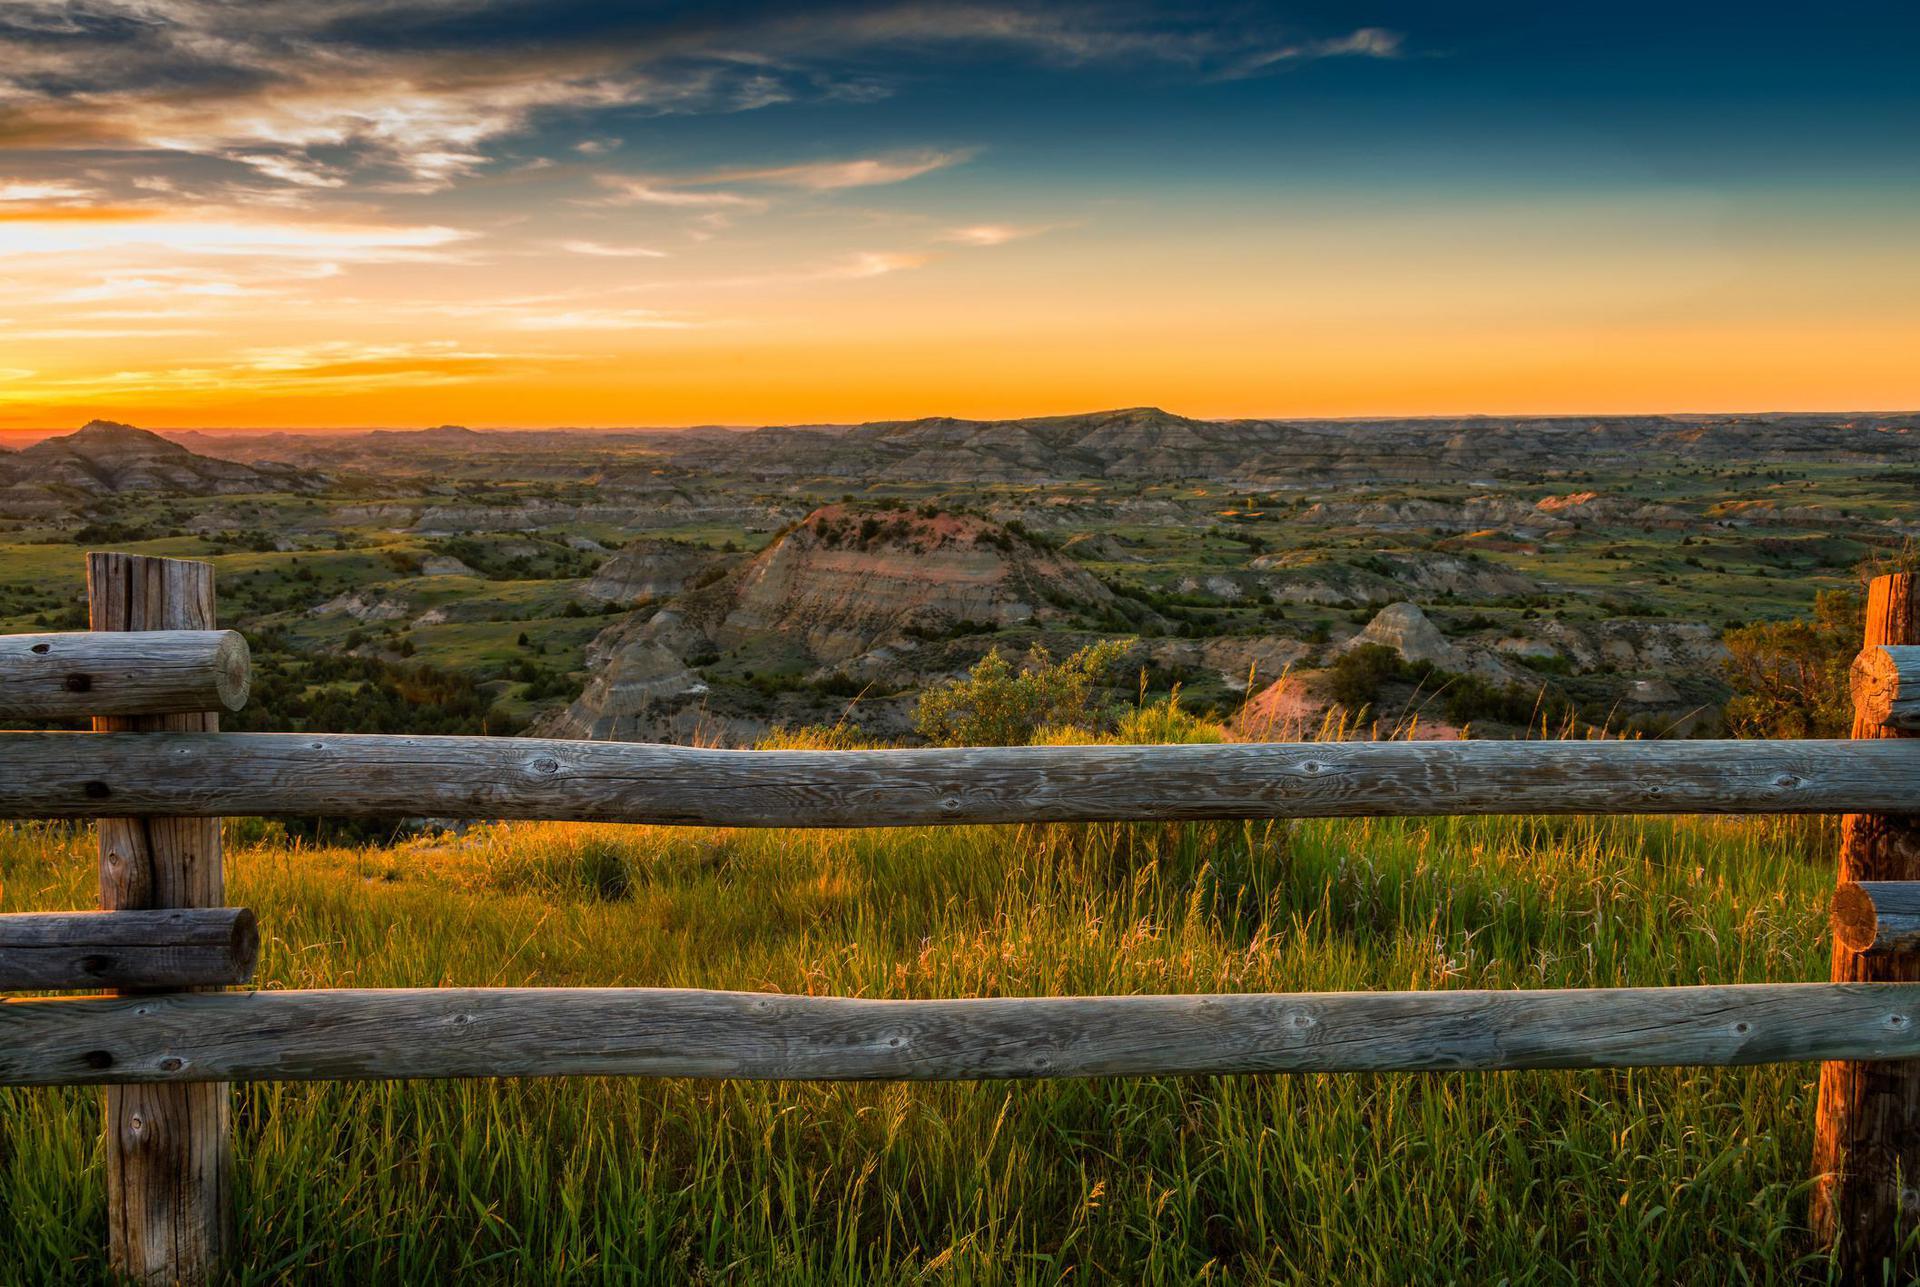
[535, 632, 710, 741]
[578, 540, 721, 606]
[541, 506, 1133, 743]
[1252, 552, 1539, 607]
[702, 506, 1117, 664]
[1339, 602, 1527, 686]
[1490, 619, 1728, 674]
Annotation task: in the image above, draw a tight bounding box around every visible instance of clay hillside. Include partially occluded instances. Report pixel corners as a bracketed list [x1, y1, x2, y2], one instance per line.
[0, 421, 323, 498]
[540, 505, 1150, 743]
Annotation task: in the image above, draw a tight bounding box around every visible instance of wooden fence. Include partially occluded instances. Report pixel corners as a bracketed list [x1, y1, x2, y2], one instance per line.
[1, 551, 1917, 1282]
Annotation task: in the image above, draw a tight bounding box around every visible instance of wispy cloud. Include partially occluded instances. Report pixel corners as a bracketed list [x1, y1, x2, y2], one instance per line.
[0, 179, 98, 203]
[690, 250, 932, 289]
[591, 177, 766, 210]
[0, 323, 216, 340]
[938, 222, 1055, 246]
[1226, 27, 1402, 76]
[706, 148, 975, 190]
[0, 339, 529, 406]
[837, 250, 931, 278]
[49, 272, 279, 303]
[556, 239, 668, 259]
[0, 209, 470, 262]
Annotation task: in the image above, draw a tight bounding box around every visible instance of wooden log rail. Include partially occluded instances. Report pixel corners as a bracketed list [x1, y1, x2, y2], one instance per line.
[0, 909, 257, 991]
[2, 983, 1918, 1088]
[0, 732, 1916, 824]
[1852, 645, 1920, 732]
[0, 630, 249, 719]
[1832, 882, 1920, 956]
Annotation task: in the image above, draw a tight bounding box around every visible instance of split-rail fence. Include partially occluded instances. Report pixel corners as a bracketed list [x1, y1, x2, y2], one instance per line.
[2, 552, 1919, 1282]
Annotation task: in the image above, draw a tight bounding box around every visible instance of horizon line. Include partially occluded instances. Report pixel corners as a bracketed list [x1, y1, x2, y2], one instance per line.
[2, 403, 1917, 442]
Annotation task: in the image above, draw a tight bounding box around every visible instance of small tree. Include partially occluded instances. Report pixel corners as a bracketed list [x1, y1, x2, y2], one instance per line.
[1722, 588, 1862, 739]
[914, 639, 1132, 746]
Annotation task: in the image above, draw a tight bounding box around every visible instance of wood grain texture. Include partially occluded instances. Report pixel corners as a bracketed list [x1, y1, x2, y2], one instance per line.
[1, 732, 1917, 824]
[1852, 645, 1920, 733]
[1833, 883, 1920, 956]
[0, 629, 248, 719]
[0, 909, 256, 991]
[86, 553, 229, 1286]
[2, 984, 1918, 1087]
[1815, 574, 1920, 1278]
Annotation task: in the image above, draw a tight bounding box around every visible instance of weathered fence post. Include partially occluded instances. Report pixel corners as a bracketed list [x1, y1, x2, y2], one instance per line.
[87, 553, 229, 1284]
[1815, 572, 1920, 1277]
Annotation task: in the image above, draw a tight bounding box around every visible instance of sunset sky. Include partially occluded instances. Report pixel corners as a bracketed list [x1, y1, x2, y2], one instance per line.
[1, 1, 1916, 429]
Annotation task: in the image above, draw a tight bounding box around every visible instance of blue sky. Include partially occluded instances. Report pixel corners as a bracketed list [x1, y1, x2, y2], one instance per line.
[0, 2, 1915, 426]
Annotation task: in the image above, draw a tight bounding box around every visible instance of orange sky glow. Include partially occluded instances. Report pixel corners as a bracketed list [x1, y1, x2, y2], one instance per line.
[2, 5, 1915, 431]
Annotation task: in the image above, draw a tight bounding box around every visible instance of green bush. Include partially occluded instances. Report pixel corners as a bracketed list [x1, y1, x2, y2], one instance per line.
[1722, 588, 1862, 738]
[913, 638, 1132, 746]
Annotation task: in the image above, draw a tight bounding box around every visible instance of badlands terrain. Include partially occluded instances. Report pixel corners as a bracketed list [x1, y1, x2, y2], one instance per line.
[0, 407, 1913, 745]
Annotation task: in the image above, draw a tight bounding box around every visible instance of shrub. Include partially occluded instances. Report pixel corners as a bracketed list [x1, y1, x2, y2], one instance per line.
[1722, 588, 1862, 738]
[913, 638, 1133, 746]
[1326, 643, 1414, 710]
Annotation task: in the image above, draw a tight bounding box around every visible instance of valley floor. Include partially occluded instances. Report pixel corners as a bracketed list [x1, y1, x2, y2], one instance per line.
[0, 804, 1857, 1284]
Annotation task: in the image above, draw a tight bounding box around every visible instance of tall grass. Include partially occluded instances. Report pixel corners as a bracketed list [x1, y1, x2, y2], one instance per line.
[0, 799, 1856, 1283]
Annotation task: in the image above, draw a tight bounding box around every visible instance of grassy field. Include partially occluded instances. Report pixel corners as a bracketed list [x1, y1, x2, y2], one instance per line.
[0, 794, 1864, 1283]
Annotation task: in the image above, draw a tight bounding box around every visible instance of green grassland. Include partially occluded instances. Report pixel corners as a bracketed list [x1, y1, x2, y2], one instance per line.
[0, 796, 1855, 1284]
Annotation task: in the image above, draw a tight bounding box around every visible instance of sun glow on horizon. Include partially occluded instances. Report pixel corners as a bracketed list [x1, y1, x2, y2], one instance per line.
[1, 3, 1915, 430]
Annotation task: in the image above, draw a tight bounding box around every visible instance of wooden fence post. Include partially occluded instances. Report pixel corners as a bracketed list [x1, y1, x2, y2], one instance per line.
[1815, 572, 1920, 1277]
[87, 553, 229, 1284]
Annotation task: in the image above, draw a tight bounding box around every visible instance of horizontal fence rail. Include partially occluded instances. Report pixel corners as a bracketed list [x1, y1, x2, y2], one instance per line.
[1, 732, 1918, 824]
[4, 983, 1920, 1087]
[0, 629, 249, 719]
[0, 909, 257, 991]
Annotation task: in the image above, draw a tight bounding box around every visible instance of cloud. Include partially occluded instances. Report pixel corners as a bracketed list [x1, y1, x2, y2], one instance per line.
[769, 6, 1401, 73]
[0, 4, 1402, 199]
[706, 148, 974, 191]
[0, 179, 97, 202]
[1226, 27, 1403, 76]
[691, 250, 932, 289]
[50, 272, 277, 303]
[0, 339, 534, 406]
[0, 324, 216, 340]
[591, 177, 766, 210]
[0, 209, 470, 261]
[556, 239, 668, 258]
[838, 250, 930, 278]
[0, 12, 795, 192]
[939, 222, 1053, 246]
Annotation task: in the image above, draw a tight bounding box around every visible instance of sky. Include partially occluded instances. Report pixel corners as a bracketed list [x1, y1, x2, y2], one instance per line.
[0, 1, 1917, 430]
